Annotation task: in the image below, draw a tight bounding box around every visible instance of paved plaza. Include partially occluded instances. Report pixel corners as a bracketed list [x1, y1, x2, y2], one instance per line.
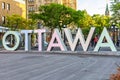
[0, 53, 119, 80]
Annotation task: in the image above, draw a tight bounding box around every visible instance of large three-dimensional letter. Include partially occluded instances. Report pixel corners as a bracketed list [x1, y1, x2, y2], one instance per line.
[94, 27, 117, 51]
[2, 31, 21, 51]
[64, 27, 95, 51]
[34, 29, 46, 51]
[47, 29, 67, 51]
[21, 30, 33, 51]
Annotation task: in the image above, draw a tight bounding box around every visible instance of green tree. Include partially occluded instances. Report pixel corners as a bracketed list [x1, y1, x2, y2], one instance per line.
[92, 14, 110, 27]
[5, 14, 27, 30]
[111, 2, 120, 27]
[30, 3, 83, 31]
[78, 10, 94, 28]
[75, 10, 94, 36]
[92, 14, 110, 34]
[5, 14, 35, 30]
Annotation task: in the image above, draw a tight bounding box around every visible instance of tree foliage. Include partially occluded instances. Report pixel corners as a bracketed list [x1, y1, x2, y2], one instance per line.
[30, 3, 84, 31]
[92, 14, 110, 27]
[111, 2, 120, 27]
[5, 14, 35, 30]
[111, 2, 120, 13]
[29, 3, 110, 36]
[78, 10, 94, 28]
[92, 14, 110, 34]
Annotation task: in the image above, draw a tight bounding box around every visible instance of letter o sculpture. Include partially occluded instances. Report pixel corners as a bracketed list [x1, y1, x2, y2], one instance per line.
[2, 31, 21, 51]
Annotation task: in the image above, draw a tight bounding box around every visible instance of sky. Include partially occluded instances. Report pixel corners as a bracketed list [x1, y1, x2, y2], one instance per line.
[77, 0, 110, 15]
[14, 0, 25, 4]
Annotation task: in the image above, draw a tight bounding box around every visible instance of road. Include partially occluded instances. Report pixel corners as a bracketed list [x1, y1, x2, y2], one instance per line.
[0, 53, 119, 80]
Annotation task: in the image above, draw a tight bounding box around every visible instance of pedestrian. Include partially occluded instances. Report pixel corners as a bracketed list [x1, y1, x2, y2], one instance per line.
[94, 35, 98, 46]
[116, 40, 119, 47]
[91, 38, 94, 47]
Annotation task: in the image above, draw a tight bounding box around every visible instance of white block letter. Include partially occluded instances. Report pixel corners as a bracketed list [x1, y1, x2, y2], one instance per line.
[47, 29, 67, 51]
[34, 29, 46, 51]
[94, 27, 117, 51]
[21, 30, 33, 51]
[64, 27, 95, 51]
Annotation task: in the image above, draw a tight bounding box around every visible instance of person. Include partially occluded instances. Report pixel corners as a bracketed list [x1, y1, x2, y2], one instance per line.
[116, 40, 119, 47]
[91, 38, 94, 47]
[94, 35, 98, 46]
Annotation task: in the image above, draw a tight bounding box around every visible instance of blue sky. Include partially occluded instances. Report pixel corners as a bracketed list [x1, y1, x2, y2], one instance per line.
[77, 0, 110, 15]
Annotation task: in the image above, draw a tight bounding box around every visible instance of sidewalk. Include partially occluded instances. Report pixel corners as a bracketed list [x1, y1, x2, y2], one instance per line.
[0, 53, 118, 80]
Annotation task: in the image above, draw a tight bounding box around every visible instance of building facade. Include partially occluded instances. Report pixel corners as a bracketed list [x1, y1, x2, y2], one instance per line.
[62, 0, 77, 10]
[105, 3, 109, 16]
[0, 0, 26, 25]
[26, 0, 77, 19]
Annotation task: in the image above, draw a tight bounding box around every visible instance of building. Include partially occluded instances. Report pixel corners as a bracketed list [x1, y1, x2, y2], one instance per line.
[62, 0, 77, 10]
[105, 3, 109, 16]
[25, 0, 77, 19]
[0, 0, 26, 25]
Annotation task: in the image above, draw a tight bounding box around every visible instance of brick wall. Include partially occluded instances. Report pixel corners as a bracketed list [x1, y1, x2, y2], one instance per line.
[0, 0, 26, 25]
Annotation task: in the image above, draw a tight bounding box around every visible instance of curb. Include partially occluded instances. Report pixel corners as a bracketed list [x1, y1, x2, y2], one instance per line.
[0, 50, 120, 57]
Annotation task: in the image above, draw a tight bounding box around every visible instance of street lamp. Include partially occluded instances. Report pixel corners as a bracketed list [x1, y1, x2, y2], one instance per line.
[63, 25, 66, 43]
[110, 23, 119, 44]
[37, 22, 42, 29]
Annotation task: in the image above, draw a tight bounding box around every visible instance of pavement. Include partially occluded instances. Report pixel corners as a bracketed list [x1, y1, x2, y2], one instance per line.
[0, 45, 119, 80]
[0, 53, 119, 80]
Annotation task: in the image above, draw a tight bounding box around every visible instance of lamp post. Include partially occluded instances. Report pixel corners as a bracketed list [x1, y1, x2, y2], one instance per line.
[110, 23, 119, 44]
[37, 22, 42, 29]
[37, 21, 45, 50]
[63, 25, 66, 43]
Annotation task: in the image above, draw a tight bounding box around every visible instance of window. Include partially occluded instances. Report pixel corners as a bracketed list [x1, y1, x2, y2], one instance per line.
[7, 4, 10, 10]
[2, 2, 5, 9]
[28, 0, 34, 2]
[2, 16, 5, 24]
[28, 6, 35, 12]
